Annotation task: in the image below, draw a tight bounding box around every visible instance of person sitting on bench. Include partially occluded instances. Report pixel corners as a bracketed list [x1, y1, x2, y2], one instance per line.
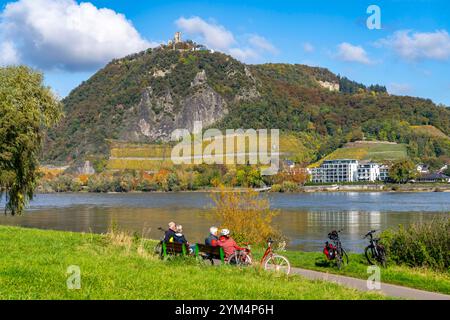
[205, 226, 219, 246]
[173, 225, 196, 254]
[217, 228, 243, 259]
[173, 225, 188, 244]
[164, 221, 177, 243]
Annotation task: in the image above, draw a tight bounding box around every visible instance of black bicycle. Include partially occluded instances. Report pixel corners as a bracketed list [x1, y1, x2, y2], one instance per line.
[323, 230, 349, 269]
[154, 227, 165, 257]
[364, 230, 387, 267]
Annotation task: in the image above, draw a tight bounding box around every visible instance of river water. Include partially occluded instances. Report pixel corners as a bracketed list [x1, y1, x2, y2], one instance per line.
[0, 192, 448, 252]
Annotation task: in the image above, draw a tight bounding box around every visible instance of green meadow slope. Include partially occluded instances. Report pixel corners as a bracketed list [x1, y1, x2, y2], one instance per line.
[310, 141, 408, 167]
[0, 226, 386, 300]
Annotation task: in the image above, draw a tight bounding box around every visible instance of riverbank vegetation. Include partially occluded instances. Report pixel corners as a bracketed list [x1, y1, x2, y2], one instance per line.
[380, 219, 449, 271]
[37, 166, 450, 194]
[0, 226, 386, 300]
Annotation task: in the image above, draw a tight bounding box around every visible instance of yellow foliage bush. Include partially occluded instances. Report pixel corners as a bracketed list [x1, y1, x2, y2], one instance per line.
[210, 188, 282, 245]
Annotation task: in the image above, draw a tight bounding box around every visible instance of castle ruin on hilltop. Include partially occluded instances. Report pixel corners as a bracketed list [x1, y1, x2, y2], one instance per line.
[166, 32, 209, 52]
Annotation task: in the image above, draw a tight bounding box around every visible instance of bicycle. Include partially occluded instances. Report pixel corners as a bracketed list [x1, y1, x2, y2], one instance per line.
[323, 230, 349, 269]
[363, 230, 387, 267]
[154, 227, 165, 257]
[227, 238, 291, 275]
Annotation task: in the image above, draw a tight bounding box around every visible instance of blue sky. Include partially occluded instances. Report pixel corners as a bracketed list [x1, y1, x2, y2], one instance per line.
[1, 0, 449, 106]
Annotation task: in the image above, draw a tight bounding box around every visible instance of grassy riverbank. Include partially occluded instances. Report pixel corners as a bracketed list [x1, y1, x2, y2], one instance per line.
[0, 226, 385, 300]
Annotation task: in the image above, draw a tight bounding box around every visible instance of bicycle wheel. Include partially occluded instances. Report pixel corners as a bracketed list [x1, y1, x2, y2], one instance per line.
[336, 248, 349, 269]
[342, 248, 349, 265]
[365, 246, 377, 265]
[264, 254, 291, 275]
[227, 251, 252, 266]
[376, 245, 387, 268]
[154, 242, 163, 257]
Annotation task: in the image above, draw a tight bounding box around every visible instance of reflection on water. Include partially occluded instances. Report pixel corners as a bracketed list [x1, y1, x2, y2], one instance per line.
[0, 192, 448, 252]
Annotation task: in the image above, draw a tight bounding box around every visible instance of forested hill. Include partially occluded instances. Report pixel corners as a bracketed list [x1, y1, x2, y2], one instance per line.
[43, 43, 450, 166]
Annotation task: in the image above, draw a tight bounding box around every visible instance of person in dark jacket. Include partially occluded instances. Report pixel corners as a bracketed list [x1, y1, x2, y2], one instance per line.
[173, 225, 196, 254]
[205, 226, 219, 246]
[173, 225, 188, 244]
[164, 221, 177, 242]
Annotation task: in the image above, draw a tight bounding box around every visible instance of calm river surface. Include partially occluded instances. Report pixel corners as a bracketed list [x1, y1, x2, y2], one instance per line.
[0, 192, 449, 252]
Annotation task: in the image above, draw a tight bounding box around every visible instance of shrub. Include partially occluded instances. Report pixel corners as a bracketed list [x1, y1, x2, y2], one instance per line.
[137, 179, 158, 192]
[281, 181, 299, 192]
[209, 188, 282, 245]
[49, 175, 82, 192]
[270, 184, 283, 193]
[87, 174, 114, 192]
[380, 218, 450, 270]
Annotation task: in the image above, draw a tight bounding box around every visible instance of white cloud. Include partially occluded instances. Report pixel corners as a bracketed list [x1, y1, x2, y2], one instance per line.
[0, 40, 19, 65]
[0, 0, 155, 71]
[336, 42, 372, 64]
[175, 16, 277, 62]
[388, 83, 412, 96]
[303, 42, 315, 53]
[176, 16, 235, 50]
[228, 47, 259, 61]
[377, 30, 450, 62]
[248, 35, 278, 54]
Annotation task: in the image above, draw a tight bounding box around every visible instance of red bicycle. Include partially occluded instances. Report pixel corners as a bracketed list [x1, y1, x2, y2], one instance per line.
[227, 238, 291, 275]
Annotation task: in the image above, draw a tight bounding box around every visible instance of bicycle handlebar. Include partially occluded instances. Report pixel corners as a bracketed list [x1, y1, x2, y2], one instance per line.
[363, 230, 378, 239]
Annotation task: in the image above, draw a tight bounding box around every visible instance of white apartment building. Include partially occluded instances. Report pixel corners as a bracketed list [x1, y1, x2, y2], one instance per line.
[379, 165, 390, 181]
[311, 159, 388, 183]
[311, 159, 359, 183]
[357, 162, 380, 181]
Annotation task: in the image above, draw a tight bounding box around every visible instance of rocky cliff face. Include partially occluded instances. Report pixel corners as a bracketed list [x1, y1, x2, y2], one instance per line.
[122, 70, 230, 142]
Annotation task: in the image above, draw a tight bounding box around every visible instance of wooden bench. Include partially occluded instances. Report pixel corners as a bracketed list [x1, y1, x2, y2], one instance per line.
[159, 242, 224, 264]
[195, 244, 225, 264]
[161, 242, 189, 258]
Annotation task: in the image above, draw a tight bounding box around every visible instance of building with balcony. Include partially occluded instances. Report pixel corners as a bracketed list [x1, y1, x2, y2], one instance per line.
[357, 162, 380, 182]
[379, 165, 390, 181]
[311, 159, 359, 183]
[311, 159, 389, 183]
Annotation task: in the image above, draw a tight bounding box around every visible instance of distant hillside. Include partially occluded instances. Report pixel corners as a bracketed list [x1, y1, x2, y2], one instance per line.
[411, 125, 449, 140]
[310, 141, 408, 167]
[42, 42, 450, 168]
[106, 133, 318, 171]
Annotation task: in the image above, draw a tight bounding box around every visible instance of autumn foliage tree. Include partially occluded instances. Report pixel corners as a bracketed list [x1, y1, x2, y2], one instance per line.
[389, 159, 417, 183]
[210, 188, 282, 245]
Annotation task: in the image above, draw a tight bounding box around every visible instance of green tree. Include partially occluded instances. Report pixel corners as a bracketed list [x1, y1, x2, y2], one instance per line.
[0, 66, 62, 215]
[389, 159, 416, 183]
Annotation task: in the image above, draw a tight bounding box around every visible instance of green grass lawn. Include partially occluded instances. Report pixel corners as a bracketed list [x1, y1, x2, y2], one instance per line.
[253, 250, 450, 295]
[0, 226, 386, 300]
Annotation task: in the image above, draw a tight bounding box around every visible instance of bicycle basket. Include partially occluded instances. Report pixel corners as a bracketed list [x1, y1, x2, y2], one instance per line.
[328, 231, 339, 241]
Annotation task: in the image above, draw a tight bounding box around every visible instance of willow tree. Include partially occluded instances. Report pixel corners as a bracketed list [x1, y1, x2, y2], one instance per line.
[0, 66, 62, 215]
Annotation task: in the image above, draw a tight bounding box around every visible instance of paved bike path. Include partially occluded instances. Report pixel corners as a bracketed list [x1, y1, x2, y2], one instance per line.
[289, 266, 450, 300]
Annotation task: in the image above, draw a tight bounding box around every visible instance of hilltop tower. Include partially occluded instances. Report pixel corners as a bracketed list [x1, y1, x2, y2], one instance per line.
[174, 32, 182, 44]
